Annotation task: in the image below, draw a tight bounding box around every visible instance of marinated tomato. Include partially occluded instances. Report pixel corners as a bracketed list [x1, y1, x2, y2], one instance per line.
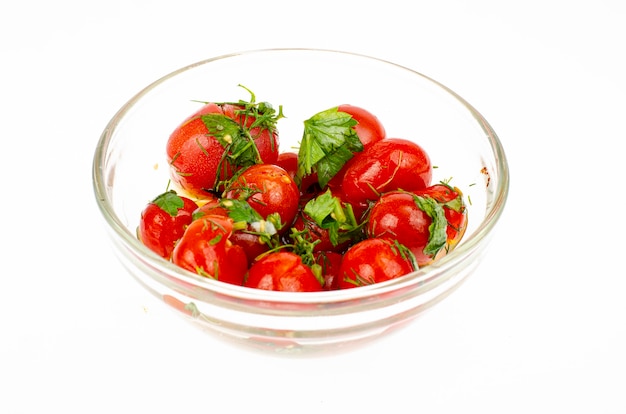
[171, 215, 248, 286]
[224, 163, 300, 231]
[244, 251, 323, 292]
[166, 88, 282, 199]
[340, 138, 432, 206]
[138, 190, 198, 259]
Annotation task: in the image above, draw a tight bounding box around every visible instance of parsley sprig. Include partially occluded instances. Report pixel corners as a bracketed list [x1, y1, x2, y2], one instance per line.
[218, 198, 283, 250]
[302, 189, 364, 247]
[296, 107, 364, 188]
[198, 85, 284, 190]
[410, 194, 448, 256]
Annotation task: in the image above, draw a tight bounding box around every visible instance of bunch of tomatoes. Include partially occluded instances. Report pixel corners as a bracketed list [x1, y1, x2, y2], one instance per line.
[138, 86, 467, 292]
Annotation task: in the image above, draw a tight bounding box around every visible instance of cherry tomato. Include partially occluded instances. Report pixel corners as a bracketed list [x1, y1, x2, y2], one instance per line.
[341, 138, 432, 205]
[326, 105, 387, 189]
[315, 251, 343, 291]
[244, 251, 323, 292]
[171, 215, 248, 285]
[138, 190, 198, 259]
[274, 152, 298, 179]
[367, 190, 449, 266]
[225, 164, 300, 231]
[166, 101, 280, 199]
[338, 238, 417, 289]
[337, 104, 386, 150]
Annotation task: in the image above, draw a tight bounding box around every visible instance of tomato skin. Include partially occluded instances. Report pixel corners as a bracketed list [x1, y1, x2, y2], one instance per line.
[244, 251, 322, 292]
[315, 251, 343, 291]
[225, 164, 300, 231]
[341, 138, 432, 205]
[138, 195, 198, 260]
[229, 230, 270, 263]
[166, 103, 230, 199]
[337, 104, 386, 150]
[366, 191, 434, 266]
[338, 238, 416, 289]
[171, 215, 248, 286]
[274, 152, 298, 180]
[166, 103, 280, 199]
[326, 105, 386, 190]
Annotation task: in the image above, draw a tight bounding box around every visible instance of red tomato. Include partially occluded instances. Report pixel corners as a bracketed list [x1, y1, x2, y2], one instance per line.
[229, 230, 271, 263]
[337, 104, 386, 150]
[326, 105, 387, 189]
[225, 164, 300, 230]
[338, 238, 417, 289]
[171, 215, 248, 285]
[138, 191, 198, 259]
[166, 102, 280, 199]
[315, 251, 343, 291]
[340, 138, 432, 205]
[244, 251, 323, 292]
[274, 152, 298, 179]
[366, 191, 447, 266]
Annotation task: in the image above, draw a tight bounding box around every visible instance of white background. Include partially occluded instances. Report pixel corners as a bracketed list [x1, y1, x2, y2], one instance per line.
[2, 0, 625, 412]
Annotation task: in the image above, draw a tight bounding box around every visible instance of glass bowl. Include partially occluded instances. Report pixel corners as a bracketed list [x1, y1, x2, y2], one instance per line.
[92, 48, 509, 355]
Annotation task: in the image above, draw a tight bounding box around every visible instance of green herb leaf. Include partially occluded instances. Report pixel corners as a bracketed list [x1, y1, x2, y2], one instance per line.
[152, 190, 184, 217]
[220, 198, 263, 224]
[302, 189, 363, 246]
[198, 86, 284, 189]
[297, 107, 363, 188]
[219, 198, 282, 249]
[443, 196, 464, 213]
[412, 195, 448, 256]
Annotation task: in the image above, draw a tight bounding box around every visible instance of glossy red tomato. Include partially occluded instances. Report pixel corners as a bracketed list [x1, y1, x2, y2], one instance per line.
[225, 164, 300, 230]
[171, 215, 248, 285]
[338, 238, 417, 289]
[244, 251, 323, 292]
[326, 105, 387, 190]
[138, 190, 198, 259]
[340, 138, 432, 205]
[166, 101, 280, 199]
[337, 104, 386, 150]
[315, 251, 343, 291]
[366, 191, 448, 266]
[274, 152, 298, 179]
